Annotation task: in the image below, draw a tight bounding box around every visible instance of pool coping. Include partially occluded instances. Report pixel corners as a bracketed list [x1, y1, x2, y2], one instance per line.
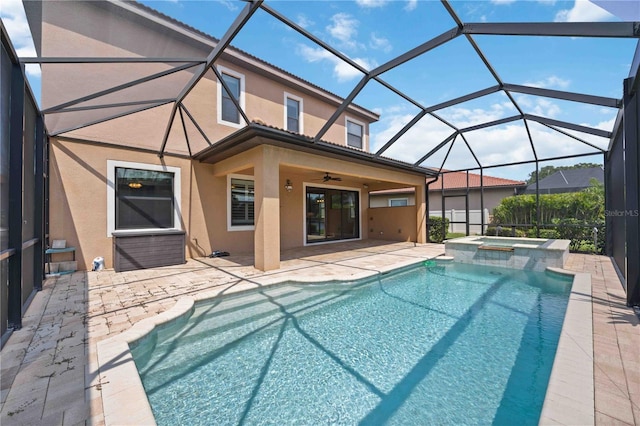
[96, 264, 593, 426]
[540, 269, 594, 425]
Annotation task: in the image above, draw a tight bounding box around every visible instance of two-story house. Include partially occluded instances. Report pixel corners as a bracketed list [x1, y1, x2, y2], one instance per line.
[26, 0, 434, 272]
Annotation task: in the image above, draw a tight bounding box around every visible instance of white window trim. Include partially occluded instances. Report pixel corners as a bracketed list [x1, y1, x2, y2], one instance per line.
[345, 116, 366, 151]
[217, 66, 245, 129]
[106, 160, 182, 237]
[302, 182, 362, 247]
[283, 92, 304, 134]
[388, 197, 409, 207]
[227, 173, 255, 232]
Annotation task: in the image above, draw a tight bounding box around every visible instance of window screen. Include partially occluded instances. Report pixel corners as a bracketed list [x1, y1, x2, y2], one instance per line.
[115, 167, 174, 229]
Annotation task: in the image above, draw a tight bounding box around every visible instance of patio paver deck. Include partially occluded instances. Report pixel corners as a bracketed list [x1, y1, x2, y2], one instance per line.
[1, 240, 638, 425]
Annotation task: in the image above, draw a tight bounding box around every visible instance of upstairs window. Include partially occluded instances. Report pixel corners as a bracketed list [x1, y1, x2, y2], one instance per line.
[346, 119, 364, 149]
[228, 175, 255, 231]
[285, 93, 303, 133]
[217, 67, 245, 128]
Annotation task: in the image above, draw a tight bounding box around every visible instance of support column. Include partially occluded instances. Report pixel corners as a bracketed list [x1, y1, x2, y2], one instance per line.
[415, 180, 427, 244]
[253, 146, 281, 271]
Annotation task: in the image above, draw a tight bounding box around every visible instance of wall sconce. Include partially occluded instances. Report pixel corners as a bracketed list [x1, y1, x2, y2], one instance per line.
[128, 182, 142, 189]
[284, 179, 293, 192]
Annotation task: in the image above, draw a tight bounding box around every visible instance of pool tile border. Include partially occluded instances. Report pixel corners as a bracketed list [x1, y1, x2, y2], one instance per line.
[96, 264, 594, 426]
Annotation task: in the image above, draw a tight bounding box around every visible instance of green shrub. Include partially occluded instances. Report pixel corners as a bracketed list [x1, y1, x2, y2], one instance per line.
[486, 226, 526, 237]
[554, 219, 605, 253]
[428, 216, 450, 243]
[492, 180, 604, 226]
[525, 228, 561, 239]
[540, 229, 561, 239]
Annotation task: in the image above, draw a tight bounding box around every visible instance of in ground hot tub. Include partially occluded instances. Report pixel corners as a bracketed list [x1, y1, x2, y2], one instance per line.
[444, 236, 570, 271]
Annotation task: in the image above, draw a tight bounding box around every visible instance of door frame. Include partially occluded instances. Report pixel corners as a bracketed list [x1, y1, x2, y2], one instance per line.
[302, 182, 362, 246]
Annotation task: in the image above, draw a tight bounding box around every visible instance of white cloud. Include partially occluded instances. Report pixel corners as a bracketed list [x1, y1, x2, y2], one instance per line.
[296, 14, 314, 29]
[1, 0, 40, 77]
[404, 0, 418, 12]
[326, 13, 360, 50]
[369, 33, 392, 53]
[516, 95, 562, 118]
[296, 44, 373, 82]
[555, 0, 615, 22]
[591, 0, 640, 20]
[537, 0, 557, 5]
[297, 44, 334, 63]
[217, 0, 239, 12]
[524, 75, 571, 90]
[369, 99, 609, 178]
[439, 101, 517, 128]
[356, 0, 388, 8]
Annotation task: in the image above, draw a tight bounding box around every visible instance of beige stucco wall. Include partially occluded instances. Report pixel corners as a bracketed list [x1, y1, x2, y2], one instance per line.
[368, 207, 417, 242]
[48, 138, 214, 270]
[49, 138, 426, 270]
[38, 1, 374, 156]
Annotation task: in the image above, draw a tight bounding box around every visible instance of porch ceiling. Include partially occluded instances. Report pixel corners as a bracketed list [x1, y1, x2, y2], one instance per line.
[18, 0, 640, 176]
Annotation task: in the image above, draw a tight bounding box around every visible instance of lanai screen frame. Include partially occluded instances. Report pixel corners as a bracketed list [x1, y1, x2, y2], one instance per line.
[15, 0, 640, 307]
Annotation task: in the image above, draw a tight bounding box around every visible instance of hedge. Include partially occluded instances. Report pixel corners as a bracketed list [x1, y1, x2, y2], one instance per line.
[427, 216, 450, 243]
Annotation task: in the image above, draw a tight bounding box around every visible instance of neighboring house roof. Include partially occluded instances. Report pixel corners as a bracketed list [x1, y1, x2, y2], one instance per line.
[521, 166, 604, 194]
[369, 170, 525, 196]
[429, 170, 526, 191]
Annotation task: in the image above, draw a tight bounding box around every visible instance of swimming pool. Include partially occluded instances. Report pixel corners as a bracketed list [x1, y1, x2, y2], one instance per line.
[131, 262, 572, 425]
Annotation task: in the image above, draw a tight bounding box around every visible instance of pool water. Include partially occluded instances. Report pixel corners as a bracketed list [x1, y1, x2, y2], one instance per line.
[131, 262, 572, 425]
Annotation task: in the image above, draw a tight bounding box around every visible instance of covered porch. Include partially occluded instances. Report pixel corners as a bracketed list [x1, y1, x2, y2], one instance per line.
[198, 130, 431, 271]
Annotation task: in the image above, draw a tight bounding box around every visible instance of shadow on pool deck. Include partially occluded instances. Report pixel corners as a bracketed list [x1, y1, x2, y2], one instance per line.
[0, 241, 638, 425]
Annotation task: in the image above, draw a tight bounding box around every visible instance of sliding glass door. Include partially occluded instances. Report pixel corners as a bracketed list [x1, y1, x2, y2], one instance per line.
[306, 187, 359, 244]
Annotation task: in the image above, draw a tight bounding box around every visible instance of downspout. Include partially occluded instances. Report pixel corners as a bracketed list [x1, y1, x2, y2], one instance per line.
[425, 174, 440, 243]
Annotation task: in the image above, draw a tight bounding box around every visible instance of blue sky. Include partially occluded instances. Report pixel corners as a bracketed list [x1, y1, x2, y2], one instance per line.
[2, 0, 639, 179]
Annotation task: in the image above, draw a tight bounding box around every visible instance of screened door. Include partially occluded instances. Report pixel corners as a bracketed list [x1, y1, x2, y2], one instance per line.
[306, 187, 359, 243]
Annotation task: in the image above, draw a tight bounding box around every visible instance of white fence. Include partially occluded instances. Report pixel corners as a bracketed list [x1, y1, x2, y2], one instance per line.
[429, 209, 490, 235]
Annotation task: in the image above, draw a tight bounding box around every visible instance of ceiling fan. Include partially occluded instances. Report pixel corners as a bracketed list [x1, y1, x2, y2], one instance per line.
[319, 172, 342, 182]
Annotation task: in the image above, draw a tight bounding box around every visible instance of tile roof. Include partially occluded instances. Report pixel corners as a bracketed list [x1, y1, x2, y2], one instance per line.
[522, 166, 603, 194]
[429, 170, 526, 190]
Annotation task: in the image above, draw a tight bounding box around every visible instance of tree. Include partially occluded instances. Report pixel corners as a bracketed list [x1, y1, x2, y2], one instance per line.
[525, 162, 601, 184]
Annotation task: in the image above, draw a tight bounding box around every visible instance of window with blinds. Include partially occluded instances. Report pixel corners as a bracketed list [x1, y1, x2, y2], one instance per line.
[230, 178, 254, 227]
